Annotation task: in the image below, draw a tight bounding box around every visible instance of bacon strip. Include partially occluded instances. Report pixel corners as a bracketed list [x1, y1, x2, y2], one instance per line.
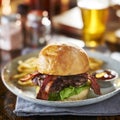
[37, 75, 54, 100]
[88, 75, 101, 95]
[20, 71, 40, 82]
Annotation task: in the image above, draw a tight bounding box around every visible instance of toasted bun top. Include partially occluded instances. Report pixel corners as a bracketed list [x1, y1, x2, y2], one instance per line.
[37, 43, 89, 75]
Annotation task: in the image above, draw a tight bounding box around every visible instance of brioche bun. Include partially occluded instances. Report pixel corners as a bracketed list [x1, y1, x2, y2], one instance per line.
[64, 87, 89, 101]
[37, 44, 89, 76]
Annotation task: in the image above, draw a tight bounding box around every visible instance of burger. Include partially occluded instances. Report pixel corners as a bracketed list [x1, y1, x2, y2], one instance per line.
[20, 43, 101, 101]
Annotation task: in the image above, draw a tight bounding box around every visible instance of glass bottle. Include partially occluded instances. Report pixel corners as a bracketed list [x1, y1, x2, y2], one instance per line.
[26, 10, 51, 48]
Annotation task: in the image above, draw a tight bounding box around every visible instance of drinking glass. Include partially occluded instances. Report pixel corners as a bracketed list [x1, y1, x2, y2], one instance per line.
[77, 0, 110, 48]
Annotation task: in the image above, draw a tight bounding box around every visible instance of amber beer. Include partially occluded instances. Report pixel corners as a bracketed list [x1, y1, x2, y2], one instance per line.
[77, 0, 109, 47]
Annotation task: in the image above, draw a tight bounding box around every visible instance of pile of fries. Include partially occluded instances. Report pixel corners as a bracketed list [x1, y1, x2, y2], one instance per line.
[13, 57, 38, 79]
[89, 57, 104, 72]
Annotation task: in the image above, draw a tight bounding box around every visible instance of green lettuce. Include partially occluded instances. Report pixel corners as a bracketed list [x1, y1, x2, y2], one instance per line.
[48, 84, 90, 101]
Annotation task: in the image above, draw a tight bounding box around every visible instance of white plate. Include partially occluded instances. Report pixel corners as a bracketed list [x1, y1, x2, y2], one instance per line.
[1, 51, 120, 107]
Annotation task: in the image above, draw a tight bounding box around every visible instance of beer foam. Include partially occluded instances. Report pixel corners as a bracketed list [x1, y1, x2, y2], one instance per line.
[77, 0, 109, 9]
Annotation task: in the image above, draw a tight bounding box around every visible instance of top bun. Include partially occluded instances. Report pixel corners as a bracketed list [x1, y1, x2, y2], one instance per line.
[37, 43, 89, 76]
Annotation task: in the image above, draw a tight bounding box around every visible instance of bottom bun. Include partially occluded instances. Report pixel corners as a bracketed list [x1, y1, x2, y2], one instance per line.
[64, 88, 89, 101]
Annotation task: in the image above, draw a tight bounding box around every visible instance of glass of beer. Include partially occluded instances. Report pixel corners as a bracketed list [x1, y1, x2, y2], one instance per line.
[77, 0, 110, 48]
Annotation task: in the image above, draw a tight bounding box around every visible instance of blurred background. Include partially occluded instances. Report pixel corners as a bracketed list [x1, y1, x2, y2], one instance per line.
[0, 0, 120, 69]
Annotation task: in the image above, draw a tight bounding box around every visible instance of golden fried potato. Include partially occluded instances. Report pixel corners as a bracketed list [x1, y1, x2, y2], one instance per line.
[89, 57, 104, 72]
[13, 57, 38, 85]
[18, 79, 34, 86]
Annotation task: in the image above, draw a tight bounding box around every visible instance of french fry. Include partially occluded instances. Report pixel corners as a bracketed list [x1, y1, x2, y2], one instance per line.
[89, 57, 104, 71]
[13, 57, 38, 83]
[18, 79, 34, 86]
[13, 73, 28, 79]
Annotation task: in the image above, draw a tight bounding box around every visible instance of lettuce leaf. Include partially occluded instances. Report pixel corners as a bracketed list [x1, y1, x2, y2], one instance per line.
[60, 86, 75, 100]
[48, 84, 90, 101]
